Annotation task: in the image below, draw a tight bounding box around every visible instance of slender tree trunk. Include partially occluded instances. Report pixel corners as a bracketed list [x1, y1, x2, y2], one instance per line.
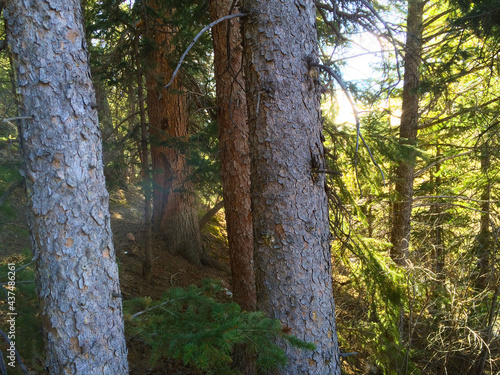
[475, 144, 491, 290]
[5, 1, 129, 373]
[473, 145, 495, 375]
[433, 147, 445, 278]
[390, 0, 425, 265]
[210, 0, 256, 312]
[144, 1, 203, 265]
[210, 1, 257, 373]
[243, 1, 340, 373]
[134, 31, 153, 279]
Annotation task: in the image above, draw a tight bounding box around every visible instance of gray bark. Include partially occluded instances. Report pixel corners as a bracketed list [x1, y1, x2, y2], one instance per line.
[4, 1, 129, 373]
[242, 1, 340, 373]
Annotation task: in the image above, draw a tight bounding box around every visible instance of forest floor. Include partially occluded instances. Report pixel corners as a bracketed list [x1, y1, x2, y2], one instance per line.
[0, 186, 232, 374]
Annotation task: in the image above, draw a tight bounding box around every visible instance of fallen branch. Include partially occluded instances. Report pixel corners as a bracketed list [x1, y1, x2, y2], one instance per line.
[199, 200, 224, 228]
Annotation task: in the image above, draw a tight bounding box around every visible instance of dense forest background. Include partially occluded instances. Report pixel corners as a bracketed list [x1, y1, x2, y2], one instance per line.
[1, 0, 500, 374]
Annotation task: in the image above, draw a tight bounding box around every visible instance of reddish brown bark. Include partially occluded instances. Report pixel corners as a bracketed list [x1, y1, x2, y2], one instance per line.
[210, 1, 257, 372]
[210, 0, 256, 312]
[144, 1, 203, 265]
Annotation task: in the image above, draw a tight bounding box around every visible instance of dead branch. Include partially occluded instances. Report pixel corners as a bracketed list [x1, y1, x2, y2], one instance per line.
[165, 13, 247, 89]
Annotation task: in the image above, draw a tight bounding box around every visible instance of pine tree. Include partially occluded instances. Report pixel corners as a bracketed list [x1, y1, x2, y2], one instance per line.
[242, 0, 340, 372]
[4, 0, 129, 372]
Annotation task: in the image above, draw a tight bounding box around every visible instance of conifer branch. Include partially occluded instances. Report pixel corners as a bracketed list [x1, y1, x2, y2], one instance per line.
[165, 13, 248, 89]
[413, 150, 473, 177]
[310, 62, 386, 187]
[419, 96, 500, 130]
[358, 0, 402, 85]
[131, 294, 202, 320]
[413, 195, 497, 203]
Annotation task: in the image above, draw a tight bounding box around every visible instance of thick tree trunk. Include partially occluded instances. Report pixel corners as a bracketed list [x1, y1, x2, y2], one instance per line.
[210, 0, 256, 312]
[243, 1, 340, 373]
[144, 1, 203, 265]
[390, 0, 425, 265]
[5, 1, 129, 373]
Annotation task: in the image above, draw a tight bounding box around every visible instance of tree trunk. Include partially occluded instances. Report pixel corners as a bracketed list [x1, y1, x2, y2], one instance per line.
[433, 147, 445, 278]
[390, 0, 425, 265]
[134, 31, 153, 279]
[210, 0, 256, 313]
[4, 1, 129, 373]
[243, 1, 340, 373]
[144, 1, 203, 265]
[475, 143, 491, 290]
[210, 1, 257, 373]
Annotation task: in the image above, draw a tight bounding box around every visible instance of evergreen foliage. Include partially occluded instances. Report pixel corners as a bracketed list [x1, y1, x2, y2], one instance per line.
[124, 280, 314, 374]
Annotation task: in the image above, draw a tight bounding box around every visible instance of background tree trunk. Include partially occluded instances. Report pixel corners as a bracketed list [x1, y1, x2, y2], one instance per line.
[475, 143, 491, 290]
[5, 0, 129, 373]
[144, 0, 203, 265]
[390, 0, 425, 265]
[243, 1, 340, 373]
[433, 146, 445, 278]
[134, 31, 153, 279]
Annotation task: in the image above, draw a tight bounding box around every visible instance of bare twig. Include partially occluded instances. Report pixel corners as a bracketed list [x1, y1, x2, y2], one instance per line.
[2, 117, 32, 127]
[413, 195, 498, 203]
[0, 179, 23, 207]
[165, 13, 248, 88]
[412, 202, 490, 214]
[131, 293, 202, 320]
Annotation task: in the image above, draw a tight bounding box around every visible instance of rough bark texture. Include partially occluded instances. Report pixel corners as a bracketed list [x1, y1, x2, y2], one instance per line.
[210, 0, 257, 313]
[390, 0, 424, 265]
[242, 1, 340, 373]
[210, 1, 257, 373]
[144, 0, 203, 265]
[5, 1, 129, 373]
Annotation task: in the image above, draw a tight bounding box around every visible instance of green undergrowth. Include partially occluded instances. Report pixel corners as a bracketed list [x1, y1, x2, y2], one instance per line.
[124, 279, 314, 374]
[0, 162, 21, 219]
